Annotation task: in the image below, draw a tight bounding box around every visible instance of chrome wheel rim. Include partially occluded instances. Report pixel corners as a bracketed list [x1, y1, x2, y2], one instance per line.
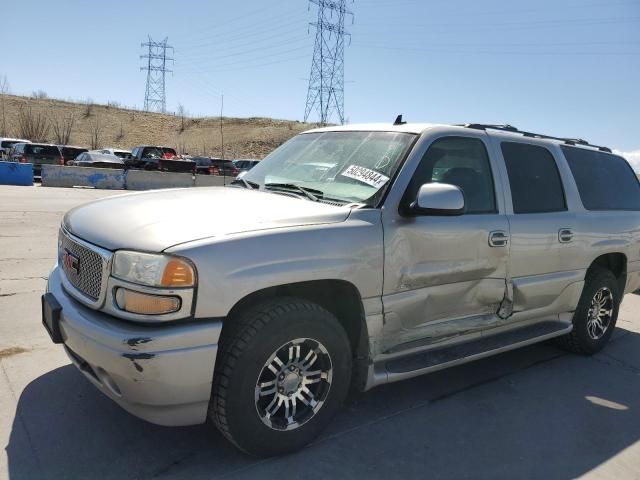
[255, 338, 332, 431]
[586, 287, 614, 340]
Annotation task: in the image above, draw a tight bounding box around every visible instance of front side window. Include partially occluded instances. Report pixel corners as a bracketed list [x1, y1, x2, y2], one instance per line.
[243, 131, 416, 205]
[562, 146, 640, 211]
[502, 142, 566, 214]
[404, 136, 497, 214]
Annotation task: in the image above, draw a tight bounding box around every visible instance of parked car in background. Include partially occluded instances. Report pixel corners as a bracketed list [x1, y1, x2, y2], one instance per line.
[192, 156, 215, 175]
[158, 157, 195, 174]
[0, 138, 30, 159]
[94, 148, 132, 160]
[210, 158, 239, 177]
[233, 159, 260, 173]
[58, 145, 88, 165]
[9, 142, 63, 176]
[126, 146, 179, 170]
[70, 152, 124, 169]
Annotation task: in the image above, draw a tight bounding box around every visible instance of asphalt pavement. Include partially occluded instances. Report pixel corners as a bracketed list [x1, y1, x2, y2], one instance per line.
[1, 184, 640, 480]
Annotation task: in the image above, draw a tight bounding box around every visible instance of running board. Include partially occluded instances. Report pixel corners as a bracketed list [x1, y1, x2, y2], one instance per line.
[367, 321, 572, 389]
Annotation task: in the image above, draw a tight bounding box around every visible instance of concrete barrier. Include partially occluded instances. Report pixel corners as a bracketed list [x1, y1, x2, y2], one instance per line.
[0, 162, 33, 186]
[194, 175, 227, 187]
[42, 165, 126, 189]
[125, 170, 194, 191]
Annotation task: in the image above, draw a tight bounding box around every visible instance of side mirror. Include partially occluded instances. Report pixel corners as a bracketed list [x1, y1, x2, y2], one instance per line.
[410, 183, 465, 216]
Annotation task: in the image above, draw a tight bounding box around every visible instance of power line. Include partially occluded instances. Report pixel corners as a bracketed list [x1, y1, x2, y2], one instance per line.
[140, 36, 174, 113]
[304, 0, 354, 125]
[180, 44, 311, 73]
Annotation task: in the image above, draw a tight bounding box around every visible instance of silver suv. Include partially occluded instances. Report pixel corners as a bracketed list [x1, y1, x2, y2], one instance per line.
[42, 122, 640, 456]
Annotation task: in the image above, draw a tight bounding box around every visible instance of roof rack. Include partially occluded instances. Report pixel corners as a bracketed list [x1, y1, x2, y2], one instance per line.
[460, 123, 612, 153]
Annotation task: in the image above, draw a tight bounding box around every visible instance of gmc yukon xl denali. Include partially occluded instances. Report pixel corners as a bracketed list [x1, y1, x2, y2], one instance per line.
[42, 122, 640, 456]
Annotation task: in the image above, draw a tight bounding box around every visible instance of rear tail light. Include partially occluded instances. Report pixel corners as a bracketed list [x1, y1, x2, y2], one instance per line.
[19, 155, 27, 163]
[231, 168, 240, 177]
[59, 156, 65, 166]
[211, 166, 220, 175]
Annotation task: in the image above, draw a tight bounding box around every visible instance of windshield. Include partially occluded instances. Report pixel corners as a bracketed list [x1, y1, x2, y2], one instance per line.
[242, 131, 415, 205]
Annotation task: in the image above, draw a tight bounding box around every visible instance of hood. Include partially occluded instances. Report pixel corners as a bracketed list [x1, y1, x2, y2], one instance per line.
[64, 187, 352, 251]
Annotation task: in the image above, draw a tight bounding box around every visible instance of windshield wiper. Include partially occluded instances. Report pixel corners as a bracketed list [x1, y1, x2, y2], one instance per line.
[264, 183, 323, 202]
[230, 178, 259, 189]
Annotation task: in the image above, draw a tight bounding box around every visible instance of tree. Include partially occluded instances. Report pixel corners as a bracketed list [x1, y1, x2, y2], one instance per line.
[0, 76, 9, 137]
[50, 113, 75, 145]
[178, 104, 187, 132]
[89, 118, 102, 149]
[31, 89, 48, 99]
[18, 106, 50, 142]
[84, 98, 94, 118]
[115, 123, 125, 142]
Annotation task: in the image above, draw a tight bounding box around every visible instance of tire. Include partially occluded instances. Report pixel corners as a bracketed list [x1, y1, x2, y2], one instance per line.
[210, 298, 352, 457]
[555, 267, 621, 355]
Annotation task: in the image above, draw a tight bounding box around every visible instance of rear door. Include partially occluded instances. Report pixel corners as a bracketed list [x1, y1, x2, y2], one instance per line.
[490, 138, 583, 320]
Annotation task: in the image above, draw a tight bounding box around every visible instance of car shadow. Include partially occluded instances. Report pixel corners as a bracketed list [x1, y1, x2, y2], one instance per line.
[6, 328, 640, 480]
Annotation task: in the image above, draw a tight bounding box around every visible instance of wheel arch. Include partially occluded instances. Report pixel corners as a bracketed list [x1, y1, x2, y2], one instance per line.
[226, 279, 370, 391]
[588, 252, 627, 296]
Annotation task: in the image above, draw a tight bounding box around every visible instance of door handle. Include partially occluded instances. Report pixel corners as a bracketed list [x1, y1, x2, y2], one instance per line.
[558, 228, 574, 243]
[489, 230, 509, 247]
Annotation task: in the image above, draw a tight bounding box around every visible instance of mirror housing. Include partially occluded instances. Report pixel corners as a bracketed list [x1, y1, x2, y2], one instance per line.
[410, 183, 465, 216]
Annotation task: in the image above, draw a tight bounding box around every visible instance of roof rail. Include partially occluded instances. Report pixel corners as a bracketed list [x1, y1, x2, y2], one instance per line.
[463, 123, 518, 132]
[459, 123, 612, 153]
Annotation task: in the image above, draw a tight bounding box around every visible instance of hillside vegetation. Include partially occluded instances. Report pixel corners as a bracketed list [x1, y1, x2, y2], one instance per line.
[0, 94, 313, 159]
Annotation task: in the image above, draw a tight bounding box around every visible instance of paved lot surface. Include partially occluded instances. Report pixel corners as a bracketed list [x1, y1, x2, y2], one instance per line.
[1, 184, 640, 480]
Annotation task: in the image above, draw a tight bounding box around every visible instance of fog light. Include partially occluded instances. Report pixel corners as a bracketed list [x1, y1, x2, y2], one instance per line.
[115, 288, 181, 315]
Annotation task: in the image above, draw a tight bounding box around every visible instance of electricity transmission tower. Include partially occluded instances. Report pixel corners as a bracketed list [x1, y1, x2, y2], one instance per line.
[304, 0, 353, 125]
[140, 37, 174, 113]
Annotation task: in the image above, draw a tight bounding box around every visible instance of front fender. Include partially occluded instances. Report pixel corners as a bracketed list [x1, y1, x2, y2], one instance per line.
[167, 210, 383, 318]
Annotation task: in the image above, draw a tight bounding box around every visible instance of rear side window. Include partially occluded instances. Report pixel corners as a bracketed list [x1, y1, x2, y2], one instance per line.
[561, 146, 640, 211]
[502, 142, 566, 214]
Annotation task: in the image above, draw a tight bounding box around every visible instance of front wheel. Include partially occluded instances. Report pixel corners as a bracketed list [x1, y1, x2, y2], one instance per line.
[555, 267, 621, 355]
[210, 298, 352, 456]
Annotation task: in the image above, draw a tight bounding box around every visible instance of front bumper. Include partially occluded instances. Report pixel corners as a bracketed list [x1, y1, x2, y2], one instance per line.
[46, 266, 222, 426]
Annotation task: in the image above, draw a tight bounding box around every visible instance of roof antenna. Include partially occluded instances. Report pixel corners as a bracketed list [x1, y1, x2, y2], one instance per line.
[394, 114, 406, 126]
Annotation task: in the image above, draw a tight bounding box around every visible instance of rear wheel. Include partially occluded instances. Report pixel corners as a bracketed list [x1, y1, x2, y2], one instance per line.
[555, 267, 620, 355]
[210, 298, 352, 456]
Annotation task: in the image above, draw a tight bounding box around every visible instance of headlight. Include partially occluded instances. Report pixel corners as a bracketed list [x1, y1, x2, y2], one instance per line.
[112, 251, 195, 288]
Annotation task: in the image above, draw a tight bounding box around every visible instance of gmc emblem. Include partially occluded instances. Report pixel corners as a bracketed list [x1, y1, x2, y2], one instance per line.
[62, 249, 80, 275]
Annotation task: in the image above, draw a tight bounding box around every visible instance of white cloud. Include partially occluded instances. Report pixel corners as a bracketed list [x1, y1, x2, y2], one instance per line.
[613, 149, 640, 173]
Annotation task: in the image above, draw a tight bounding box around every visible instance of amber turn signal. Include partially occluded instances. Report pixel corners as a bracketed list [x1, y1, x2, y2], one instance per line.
[115, 288, 181, 315]
[161, 258, 195, 287]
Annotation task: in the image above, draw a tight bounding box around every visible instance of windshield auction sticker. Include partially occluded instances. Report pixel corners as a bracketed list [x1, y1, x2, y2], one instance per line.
[340, 165, 390, 188]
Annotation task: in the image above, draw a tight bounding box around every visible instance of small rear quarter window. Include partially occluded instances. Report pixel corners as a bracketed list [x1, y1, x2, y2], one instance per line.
[561, 146, 640, 211]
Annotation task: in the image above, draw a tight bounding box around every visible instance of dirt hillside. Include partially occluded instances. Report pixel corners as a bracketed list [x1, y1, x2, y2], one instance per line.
[0, 95, 314, 159]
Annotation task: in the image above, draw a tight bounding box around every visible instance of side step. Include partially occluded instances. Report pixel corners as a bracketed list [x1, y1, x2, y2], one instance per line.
[377, 321, 571, 385]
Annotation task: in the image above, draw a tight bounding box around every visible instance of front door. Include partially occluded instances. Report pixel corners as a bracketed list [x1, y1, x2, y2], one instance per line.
[381, 133, 510, 353]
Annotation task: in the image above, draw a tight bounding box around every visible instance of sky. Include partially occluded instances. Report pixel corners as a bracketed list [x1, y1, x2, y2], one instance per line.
[2, 0, 639, 167]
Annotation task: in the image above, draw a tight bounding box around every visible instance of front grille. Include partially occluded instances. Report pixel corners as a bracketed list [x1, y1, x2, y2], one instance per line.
[59, 230, 106, 300]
